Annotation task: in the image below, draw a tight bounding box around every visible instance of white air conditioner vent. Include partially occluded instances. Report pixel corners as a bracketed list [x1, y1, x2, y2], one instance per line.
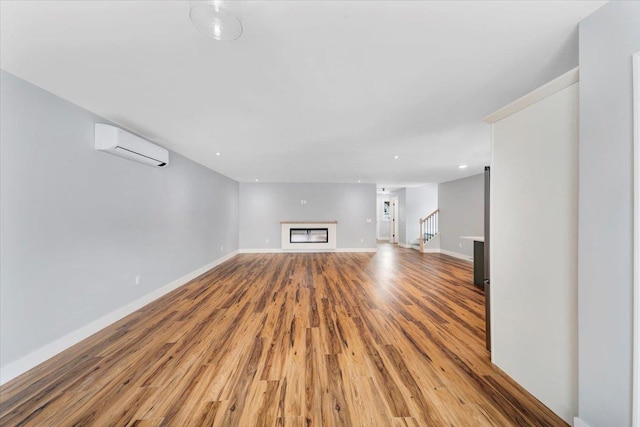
[95, 123, 169, 168]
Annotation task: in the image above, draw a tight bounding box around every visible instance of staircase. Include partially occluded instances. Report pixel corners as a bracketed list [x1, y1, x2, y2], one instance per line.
[417, 209, 439, 253]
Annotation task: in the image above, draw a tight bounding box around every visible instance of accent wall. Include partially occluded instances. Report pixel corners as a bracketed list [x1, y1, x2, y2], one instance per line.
[239, 183, 376, 251]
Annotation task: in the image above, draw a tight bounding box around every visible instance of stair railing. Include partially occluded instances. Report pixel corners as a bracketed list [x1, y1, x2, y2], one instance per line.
[419, 209, 439, 253]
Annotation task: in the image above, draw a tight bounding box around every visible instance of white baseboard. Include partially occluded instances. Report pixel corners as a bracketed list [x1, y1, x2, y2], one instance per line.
[439, 249, 473, 262]
[239, 248, 283, 253]
[398, 243, 413, 249]
[418, 248, 473, 261]
[574, 417, 591, 427]
[0, 250, 239, 386]
[239, 248, 377, 254]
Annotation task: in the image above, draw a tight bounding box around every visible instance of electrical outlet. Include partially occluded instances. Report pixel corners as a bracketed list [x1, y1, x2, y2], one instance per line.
[360, 238, 364, 243]
[135, 275, 141, 286]
[220, 245, 224, 251]
[265, 238, 269, 243]
[459, 243, 462, 248]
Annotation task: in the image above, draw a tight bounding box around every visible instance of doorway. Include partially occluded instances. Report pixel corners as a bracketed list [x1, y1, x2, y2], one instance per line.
[389, 197, 399, 244]
[377, 196, 391, 241]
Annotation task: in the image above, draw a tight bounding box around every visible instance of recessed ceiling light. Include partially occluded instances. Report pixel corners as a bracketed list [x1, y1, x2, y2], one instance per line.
[358, 180, 362, 183]
[255, 178, 259, 182]
[458, 164, 468, 169]
[394, 155, 399, 159]
[189, 0, 243, 41]
[216, 152, 221, 156]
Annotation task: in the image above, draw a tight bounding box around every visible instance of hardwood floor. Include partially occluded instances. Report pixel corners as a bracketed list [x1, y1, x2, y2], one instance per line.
[0, 244, 567, 426]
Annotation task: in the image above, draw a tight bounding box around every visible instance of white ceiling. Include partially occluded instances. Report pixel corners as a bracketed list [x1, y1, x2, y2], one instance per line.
[0, 0, 604, 185]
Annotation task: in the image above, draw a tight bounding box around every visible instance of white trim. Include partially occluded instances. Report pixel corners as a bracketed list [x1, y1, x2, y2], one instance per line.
[483, 67, 579, 124]
[574, 417, 591, 427]
[417, 248, 473, 261]
[633, 51, 640, 427]
[0, 250, 239, 385]
[439, 249, 474, 262]
[336, 248, 377, 253]
[398, 243, 413, 249]
[239, 248, 283, 254]
[239, 248, 378, 254]
[421, 248, 440, 253]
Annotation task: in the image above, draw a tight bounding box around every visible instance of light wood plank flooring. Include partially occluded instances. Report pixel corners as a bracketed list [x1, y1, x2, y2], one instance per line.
[0, 244, 567, 426]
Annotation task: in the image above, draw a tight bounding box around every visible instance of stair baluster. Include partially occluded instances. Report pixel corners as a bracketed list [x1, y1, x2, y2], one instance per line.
[419, 209, 439, 253]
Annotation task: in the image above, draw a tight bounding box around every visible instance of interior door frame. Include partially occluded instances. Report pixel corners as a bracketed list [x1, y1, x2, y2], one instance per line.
[389, 197, 399, 244]
[632, 51, 639, 427]
[377, 197, 391, 241]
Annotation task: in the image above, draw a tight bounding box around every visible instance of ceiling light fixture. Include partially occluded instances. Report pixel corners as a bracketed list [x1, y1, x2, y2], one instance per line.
[394, 155, 399, 159]
[189, 0, 243, 41]
[458, 164, 468, 169]
[358, 180, 362, 183]
[255, 178, 259, 182]
[215, 152, 221, 156]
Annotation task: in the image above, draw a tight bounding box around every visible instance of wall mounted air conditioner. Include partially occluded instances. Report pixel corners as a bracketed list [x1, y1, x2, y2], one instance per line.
[94, 123, 169, 168]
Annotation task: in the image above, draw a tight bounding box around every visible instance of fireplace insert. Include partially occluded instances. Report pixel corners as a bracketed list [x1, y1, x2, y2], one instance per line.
[290, 228, 329, 243]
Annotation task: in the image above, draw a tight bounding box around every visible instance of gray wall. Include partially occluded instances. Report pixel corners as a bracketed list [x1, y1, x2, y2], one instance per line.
[239, 183, 376, 249]
[0, 71, 239, 367]
[405, 184, 438, 243]
[438, 174, 484, 257]
[578, 3, 640, 426]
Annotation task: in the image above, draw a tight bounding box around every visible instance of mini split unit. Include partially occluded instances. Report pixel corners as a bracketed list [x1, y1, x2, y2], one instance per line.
[94, 123, 169, 168]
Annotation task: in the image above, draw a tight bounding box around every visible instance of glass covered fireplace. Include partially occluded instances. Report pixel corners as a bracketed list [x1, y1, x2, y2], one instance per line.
[281, 221, 337, 250]
[290, 228, 329, 244]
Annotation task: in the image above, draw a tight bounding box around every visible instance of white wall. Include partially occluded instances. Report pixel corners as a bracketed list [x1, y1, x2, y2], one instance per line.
[491, 83, 578, 423]
[636, 51, 640, 427]
[578, 3, 640, 426]
[438, 174, 484, 258]
[238, 183, 376, 250]
[0, 71, 239, 374]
